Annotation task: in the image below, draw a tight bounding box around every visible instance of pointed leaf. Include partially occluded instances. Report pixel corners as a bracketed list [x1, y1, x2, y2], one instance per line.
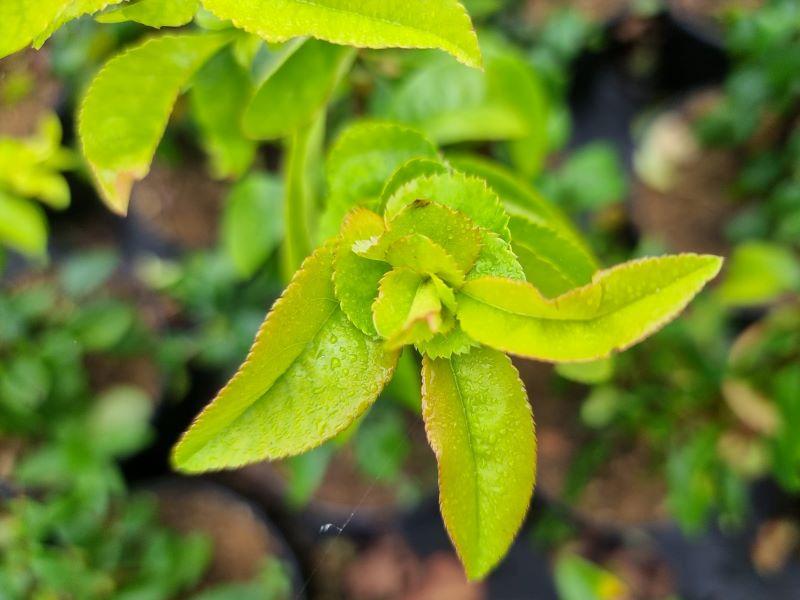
[79, 32, 232, 214]
[423, 346, 535, 579]
[384, 171, 510, 241]
[243, 39, 356, 140]
[333, 208, 389, 337]
[457, 254, 724, 362]
[172, 243, 399, 472]
[97, 0, 199, 27]
[385, 234, 465, 287]
[199, 0, 482, 67]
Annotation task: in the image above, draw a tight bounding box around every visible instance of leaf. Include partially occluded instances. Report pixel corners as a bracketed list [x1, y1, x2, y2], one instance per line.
[0, 190, 48, 257]
[333, 208, 389, 337]
[97, 0, 199, 27]
[322, 121, 438, 237]
[457, 254, 723, 362]
[373, 269, 444, 347]
[717, 241, 800, 307]
[190, 46, 256, 178]
[172, 243, 399, 473]
[79, 32, 232, 214]
[384, 172, 510, 241]
[378, 157, 449, 211]
[509, 215, 596, 297]
[467, 232, 525, 281]
[282, 111, 326, 278]
[385, 234, 465, 287]
[422, 345, 535, 579]
[555, 357, 614, 385]
[199, 0, 482, 68]
[448, 153, 595, 261]
[222, 172, 283, 278]
[243, 39, 356, 140]
[0, 0, 125, 58]
[554, 553, 627, 600]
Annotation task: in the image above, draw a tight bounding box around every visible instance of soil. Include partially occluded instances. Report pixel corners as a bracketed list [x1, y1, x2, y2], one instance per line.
[153, 479, 292, 587]
[515, 359, 669, 527]
[525, 0, 630, 24]
[314, 533, 486, 600]
[0, 50, 61, 137]
[129, 162, 226, 250]
[632, 90, 738, 256]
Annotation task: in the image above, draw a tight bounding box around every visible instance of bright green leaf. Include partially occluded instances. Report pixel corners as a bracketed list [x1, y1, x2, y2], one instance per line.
[467, 232, 525, 281]
[172, 242, 399, 472]
[0, 190, 48, 257]
[373, 268, 444, 347]
[717, 241, 800, 307]
[378, 157, 449, 211]
[79, 32, 232, 214]
[97, 0, 199, 27]
[555, 357, 614, 385]
[190, 46, 256, 179]
[199, 0, 482, 67]
[385, 234, 465, 287]
[554, 553, 627, 600]
[457, 254, 724, 362]
[222, 172, 283, 278]
[422, 346, 535, 580]
[243, 39, 355, 140]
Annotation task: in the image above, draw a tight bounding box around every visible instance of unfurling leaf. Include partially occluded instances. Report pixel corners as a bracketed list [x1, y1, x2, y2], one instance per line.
[172, 243, 399, 473]
[457, 254, 723, 362]
[200, 0, 482, 67]
[423, 346, 535, 580]
[79, 32, 232, 214]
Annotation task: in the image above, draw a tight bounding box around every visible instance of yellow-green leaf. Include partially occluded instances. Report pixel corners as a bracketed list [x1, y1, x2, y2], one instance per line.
[385, 234, 465, 287]
[0, 190, 48, 257]
[172, 243, 399, 472]
[373, 268, 445, 347]
[97, 0, 199, 27]
[79, 32, 232, 214]
[457, 254, 723, 362]
[199, 0, 482, 68]
[422, 346, 535, 580]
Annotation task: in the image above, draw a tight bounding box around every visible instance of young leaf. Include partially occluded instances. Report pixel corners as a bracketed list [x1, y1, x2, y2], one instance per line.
[457, 254, 724, 362]
[282, 112, 326, 278]
[373, 269, 443, 347]
[79, 32, 232, 214]
[422, 346, 535, 580]
[0, 190, 48, 257]
[322, 122, 438, 236]
[221, 173, 283, 278]
[96, 0, 199, 27]
[467, 232, 525, 282]
[243, 39, 356, 140]
[333, 208, 389, 337]
[199, 0, 482, 68]
[384, 172, 510, 241]
[385, 234, 465, 287]
[172, 243, 399, 473]
[378, 157, 449, 211]
[190, 47, 257, 179]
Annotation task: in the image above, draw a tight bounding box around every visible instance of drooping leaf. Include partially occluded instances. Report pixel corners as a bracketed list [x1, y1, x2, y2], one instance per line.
[385, 172, 510, 241]
[79, 32, 232, 214]
[97, 0, 199, 27]
[199, 0, 482, 67]
[422, 345, 535, 580]
[0, 190, 48, 257]
[221, 172, 283, 278]
[322, 122, 438, 237]
[282, 111, 326, 278]
[190, 46, 256, 179]
[333, 208, 389, 337]
[448, 153, 594, 261]
[457, 254, 724, 362]
[172, 243, 399, 472]
[243, 39, 356, 140]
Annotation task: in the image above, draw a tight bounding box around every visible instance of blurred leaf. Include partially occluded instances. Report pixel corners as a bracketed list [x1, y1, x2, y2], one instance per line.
[243, 39, 356, 140]
[71, 300, 136, 351]
[547, 142, 627, 211]
[79, 32, 232, 214]
[554, 553, 627, 600]
[355, 408, 410, 481]
[59, 249, 120, 297]
[0, 190, 48, 258]
[97, 0, 199, 27]
[556, 357, 614, 384]
[190, 46, 257, 179]
[89, 386, 154, 456]
[718, 242, 800, 307]
[200, 0, 482, 67]
[284, 445, 333, 508]
[222, 173, 283, 278]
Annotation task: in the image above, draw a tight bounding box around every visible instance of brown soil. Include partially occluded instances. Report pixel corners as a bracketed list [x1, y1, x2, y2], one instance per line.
[153, 480, 284, 586]
[130, 162, 226, 249]
[339, 534, 486, 600]
[85, 354, 162, 400]
[525, 0, 630, 24]
[0, 50, 61, 137]
[515, 359, 669, 526]
[632, 91, 738, 256]
[0, 438, 23, 479]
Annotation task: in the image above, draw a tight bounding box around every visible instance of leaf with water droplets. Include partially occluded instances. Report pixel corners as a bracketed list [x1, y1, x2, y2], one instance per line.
[423, 345, 535, 580]
[172, 242, 399, 472]
[457, 254, 723, 362]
